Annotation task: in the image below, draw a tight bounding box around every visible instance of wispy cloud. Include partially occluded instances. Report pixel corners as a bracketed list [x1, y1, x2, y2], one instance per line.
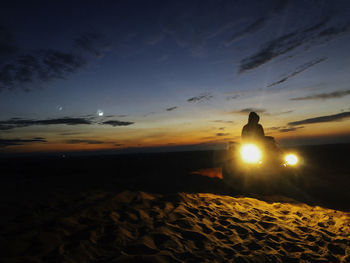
[318, 23, 350, 41]
[226, 94, 240, 100]
[65, 139, 105, 145]
[271, 110, 294, 115]
[187, 92, 213, 103]
[267, 57, 327, 87]
[266, 125, 303, 133]
[291, 89, 350, 101]
[212, 120, 235, 124]
[60, 132, 84, 136]
[0, 50, 86, 91]
[0, 137, 46, 148]
[288, 112, 350, 126]
[279, 126, 304, 132]
[225, 17, 267, 46]
[166, 106, 178, 111]
[216, 133, 230, 136]
[101, 120, 134, 126]
[0, 116, 135, 130]
[0, 27, 112, 92]
[231, 108, 267, 114]
[74, 31, 110, 58]
[239, 17, 331, 73]
[0, 117, 92, 130]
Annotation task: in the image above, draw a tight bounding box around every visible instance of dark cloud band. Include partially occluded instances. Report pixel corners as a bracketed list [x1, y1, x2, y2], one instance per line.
[0, 117, 91, 130]
[0, 117, 135, 130]
[101, 120, 134, 126]
[291, 89, 350, 101]
[267, 57, 327, 87]
[239, 17, 331, 73]
[0, 137, 46, 148]
[187, 93, 213, 103]
[288, 112, 350, 126]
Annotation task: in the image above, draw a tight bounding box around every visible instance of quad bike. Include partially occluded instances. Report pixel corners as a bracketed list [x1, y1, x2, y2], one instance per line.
[222, 137, 303, 194]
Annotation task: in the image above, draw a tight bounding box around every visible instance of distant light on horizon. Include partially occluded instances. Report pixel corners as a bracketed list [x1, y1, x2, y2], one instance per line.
[97, 110, 104, 116]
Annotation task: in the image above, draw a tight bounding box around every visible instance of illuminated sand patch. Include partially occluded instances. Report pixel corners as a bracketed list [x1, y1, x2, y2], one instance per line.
[192, 168, 223, 179]
[1, 191, 349, 262]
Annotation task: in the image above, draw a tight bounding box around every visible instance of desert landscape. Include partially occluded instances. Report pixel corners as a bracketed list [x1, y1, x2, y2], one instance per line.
[0, 144, 349, 262]
[2, 1, 350, 262]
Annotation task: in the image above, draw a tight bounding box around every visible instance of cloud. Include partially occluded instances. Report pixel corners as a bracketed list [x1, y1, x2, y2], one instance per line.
[60, 132, 84, 136]
[318, 23, 350, 40]
[0, 117, 92, 130]
[239, 17, 331, 73]
[224, 0, 291, 46]
[225, 17, 267, 46]
[216, 133, 230, 136]
[212, 120, 235, 124]
[0, 50, 86, 91]
[160, 1, 245, 56]
[0, 116, 136, 130]
[271, 110, 294, 115]
[226, 94, 240, 100]
[166, 106, 178, 111]
[101, 120, 134, 126]
[143, 112, 156, 117]
[267, 57, 327, 87]
[74, 31, 109, 57]
[65, 139, 105, 145]
[266, 125, 303, 132]
[232, 108, 267, 114]
[187, 92, 213, 103]
[0, 137, 46, 148]
[291, 89, 350, 101]
[279, 126, 304, 133]
[288, 112, 350, 126]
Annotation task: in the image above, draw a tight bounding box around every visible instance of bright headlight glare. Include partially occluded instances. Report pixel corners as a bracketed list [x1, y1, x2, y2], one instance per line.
[285, 154, 298, 165]
[240, 144, 262, 164]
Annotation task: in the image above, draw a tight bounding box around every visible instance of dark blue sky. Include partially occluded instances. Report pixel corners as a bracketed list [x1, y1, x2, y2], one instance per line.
[1, 0, 350, 152]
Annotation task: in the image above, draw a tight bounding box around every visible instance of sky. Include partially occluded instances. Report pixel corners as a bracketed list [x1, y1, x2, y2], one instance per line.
[1, 0, 350, 153]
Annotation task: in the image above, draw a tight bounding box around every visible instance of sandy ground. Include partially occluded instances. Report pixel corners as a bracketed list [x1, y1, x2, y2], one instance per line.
[1, 190, 349, 263]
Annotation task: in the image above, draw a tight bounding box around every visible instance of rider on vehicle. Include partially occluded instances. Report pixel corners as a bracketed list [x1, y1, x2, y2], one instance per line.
[241, 111, 276, 148]
[241, 112, 265, 141]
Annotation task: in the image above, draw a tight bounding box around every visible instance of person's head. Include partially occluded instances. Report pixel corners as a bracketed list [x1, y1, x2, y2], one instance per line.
[248, 111, 260, 124]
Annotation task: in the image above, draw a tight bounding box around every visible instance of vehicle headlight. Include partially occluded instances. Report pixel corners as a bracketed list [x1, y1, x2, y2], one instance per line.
[240, 144, 262, 164]
[285, 154, 298, 165]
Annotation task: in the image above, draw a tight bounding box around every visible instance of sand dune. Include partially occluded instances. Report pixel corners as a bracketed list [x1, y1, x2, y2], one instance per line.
[1, 190, 349, 262]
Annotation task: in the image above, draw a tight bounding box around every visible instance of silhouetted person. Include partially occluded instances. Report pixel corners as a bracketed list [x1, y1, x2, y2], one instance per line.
[241, 112, 265, 142]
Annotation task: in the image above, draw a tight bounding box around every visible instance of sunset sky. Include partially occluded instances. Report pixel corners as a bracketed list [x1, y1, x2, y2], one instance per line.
[1, 0, 350, 153]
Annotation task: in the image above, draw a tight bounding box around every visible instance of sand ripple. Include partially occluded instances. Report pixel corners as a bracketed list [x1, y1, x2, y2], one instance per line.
[1, 191, 349, 262]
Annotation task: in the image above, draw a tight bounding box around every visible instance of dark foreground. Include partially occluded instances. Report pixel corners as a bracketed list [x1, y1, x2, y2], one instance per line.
[0, 143, 349, 262]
